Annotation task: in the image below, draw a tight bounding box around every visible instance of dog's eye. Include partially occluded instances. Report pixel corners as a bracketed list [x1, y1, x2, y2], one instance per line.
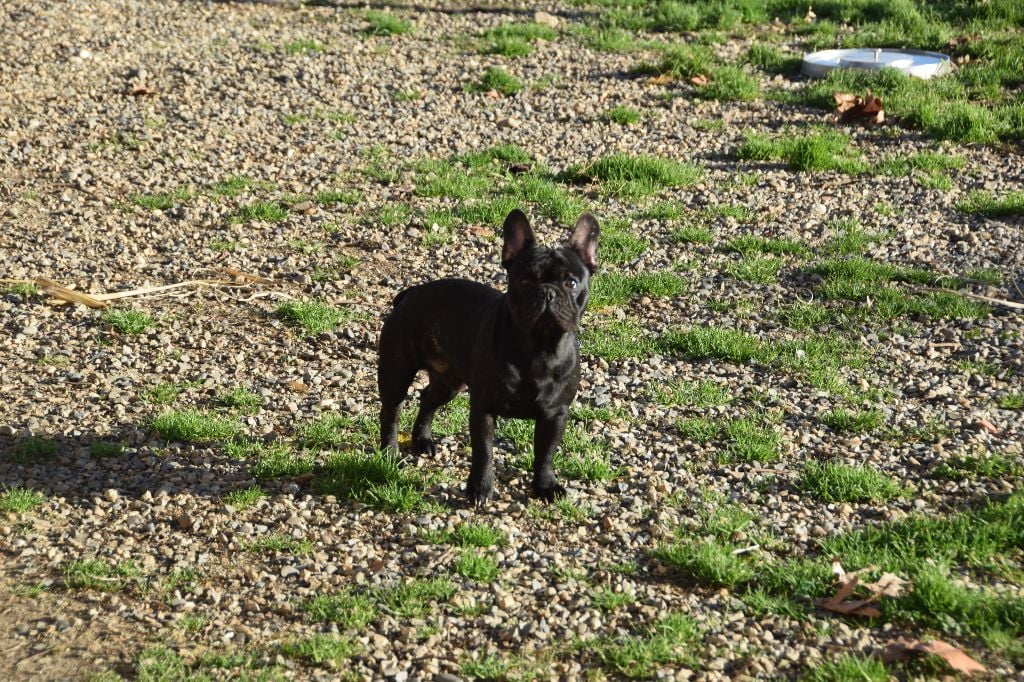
[565, 277, 578, 289]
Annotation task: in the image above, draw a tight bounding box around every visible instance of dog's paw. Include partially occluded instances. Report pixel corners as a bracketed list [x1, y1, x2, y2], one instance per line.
[412, 435, 436, 456]
[466, 476, 495, 507]
[532, 480, 567, 503]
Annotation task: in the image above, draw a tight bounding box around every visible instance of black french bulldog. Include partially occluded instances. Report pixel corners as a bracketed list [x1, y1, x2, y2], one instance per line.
[378, 208, 600, 505]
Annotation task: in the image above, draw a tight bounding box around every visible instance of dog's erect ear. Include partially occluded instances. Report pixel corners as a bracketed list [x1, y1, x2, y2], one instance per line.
[568, 213, 600, 272]
[502, 209, 535, 267]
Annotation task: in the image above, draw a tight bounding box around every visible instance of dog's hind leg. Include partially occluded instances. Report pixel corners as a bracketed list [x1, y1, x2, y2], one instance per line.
[411, 371, 460, 456]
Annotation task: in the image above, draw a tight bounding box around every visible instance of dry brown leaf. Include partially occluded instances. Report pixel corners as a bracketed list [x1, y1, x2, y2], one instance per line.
[484, 89, 500, 99]
[977, 418, 999, 434]
[127, 83, 159, 96]
[834, 90, 885, 124]
[831, 558, 847, 581]
[882, 637, 987, 675]
[817, 576, 884, 618]
[467, 226, 495, 237]
[286, 380, 308, 394]
[647, 74, 673, 86]
[862, 572, 909, 599]
[690, 74, 709, 86]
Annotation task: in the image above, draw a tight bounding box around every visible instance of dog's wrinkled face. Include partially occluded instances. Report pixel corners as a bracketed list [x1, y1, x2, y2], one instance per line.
[501, 210, 600, 336]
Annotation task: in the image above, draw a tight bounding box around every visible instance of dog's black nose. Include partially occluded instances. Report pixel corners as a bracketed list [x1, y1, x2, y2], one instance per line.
[544, 289, 556, 303]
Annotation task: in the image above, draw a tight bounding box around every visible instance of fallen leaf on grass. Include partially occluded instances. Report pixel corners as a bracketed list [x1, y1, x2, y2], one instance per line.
[817, 568, 909, 619]
[484, 89, 500, 99]
[882, 637, 987, 675]
[862, 572, 909, 599]
[286, 380, 308, 394]
[834, 91, 884, 124]
[690, 74, 709, 86]
[647, 74, 673, 86]
[818, 576, 882, 618]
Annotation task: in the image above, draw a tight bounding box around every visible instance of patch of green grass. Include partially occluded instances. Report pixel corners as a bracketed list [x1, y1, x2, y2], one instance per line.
[12, 435, 57, 462]
[651, 380, 732, 407]
[820, 493, 1024, 643]
[593, 612, 701, 679]
[675, 416, 718, 442]
[819, 407, 883, 433]
[458, 197, 521, 227]
[379, 577, 456, 617]
[726, 253, 782, 284]
[581, 319, 658, 360]
[451, 523, 507, 547]
[151, 409, 240, 442]
[470, 67, 523, 96]
[283, 39, 324, 54]
[280, 634, 358, 667]
[508, 172, 586, 224]
[102, 308, 154, 335]
[365, 10, 412, 36]
[277, 299, 354, 335]
[636, 43, 715, 79]
[314, 189, 361, 206]
[592, 587, 636, 611]
[461, 654, 513, 680]
[374, 202, 411, 227]
[142, 381, 193, 405]
[0, 486, 45, 514]
[804, 653, 889, 682]
[64, 558, 142, 592]
[672, 225, 714, 245]
[302, 588, 377, 629]
[208, 239, 238, 252]
[130, 187, 191, 211]
[210, 176, 259, 197]
[598, 222, 648, 265]
[697, 65, 759, 101]
[136, 646, 187, 682]
[2, 282, 37, 297]
[243, 533, 313, 555]
[825, 218, 880, 255]
[661, 325, 763, 364]
[740, 587, 806, 620]
[244, 442, 311, 479]
[799, 461, 907, 503]
[178, 614, 207, 633]
[218, 387, 263, 413]
[89, 440, 125, 458]
[414, 159, 491, 200]
[737, 129, 867, 174]
[780, 302, 831, 331]
[998, 392, 1024, 409]
[566, 153, 703, 199]
[790, 65, 1024, 144]
[314, 450, 426, 513]
[233, 200, 288, 223]
[957, 189, 1024, 217]
[297, 414, 369, 450]
[702, 203, 758, 223]
[933, 450, 1023, 481]
[606, 105, 641, 125]
[722, 417, 780, 463]
[455, 549, 500, 583]
[223, 486, 264, 510]
[655, 537, 754, 587]
[590, 270, 687, 308]
[726, 234, 808, 256]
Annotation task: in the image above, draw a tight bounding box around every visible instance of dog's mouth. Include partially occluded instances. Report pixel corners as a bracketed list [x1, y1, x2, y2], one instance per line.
[523, 295, 578, 333]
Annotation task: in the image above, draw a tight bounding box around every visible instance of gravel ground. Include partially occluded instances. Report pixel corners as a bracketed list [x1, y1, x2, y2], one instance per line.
[2, 1, 1023, 680]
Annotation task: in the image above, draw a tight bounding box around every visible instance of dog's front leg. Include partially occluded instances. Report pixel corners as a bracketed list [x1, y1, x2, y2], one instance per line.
[532, 411, 568, 502]
[467, 404, 496, 506]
